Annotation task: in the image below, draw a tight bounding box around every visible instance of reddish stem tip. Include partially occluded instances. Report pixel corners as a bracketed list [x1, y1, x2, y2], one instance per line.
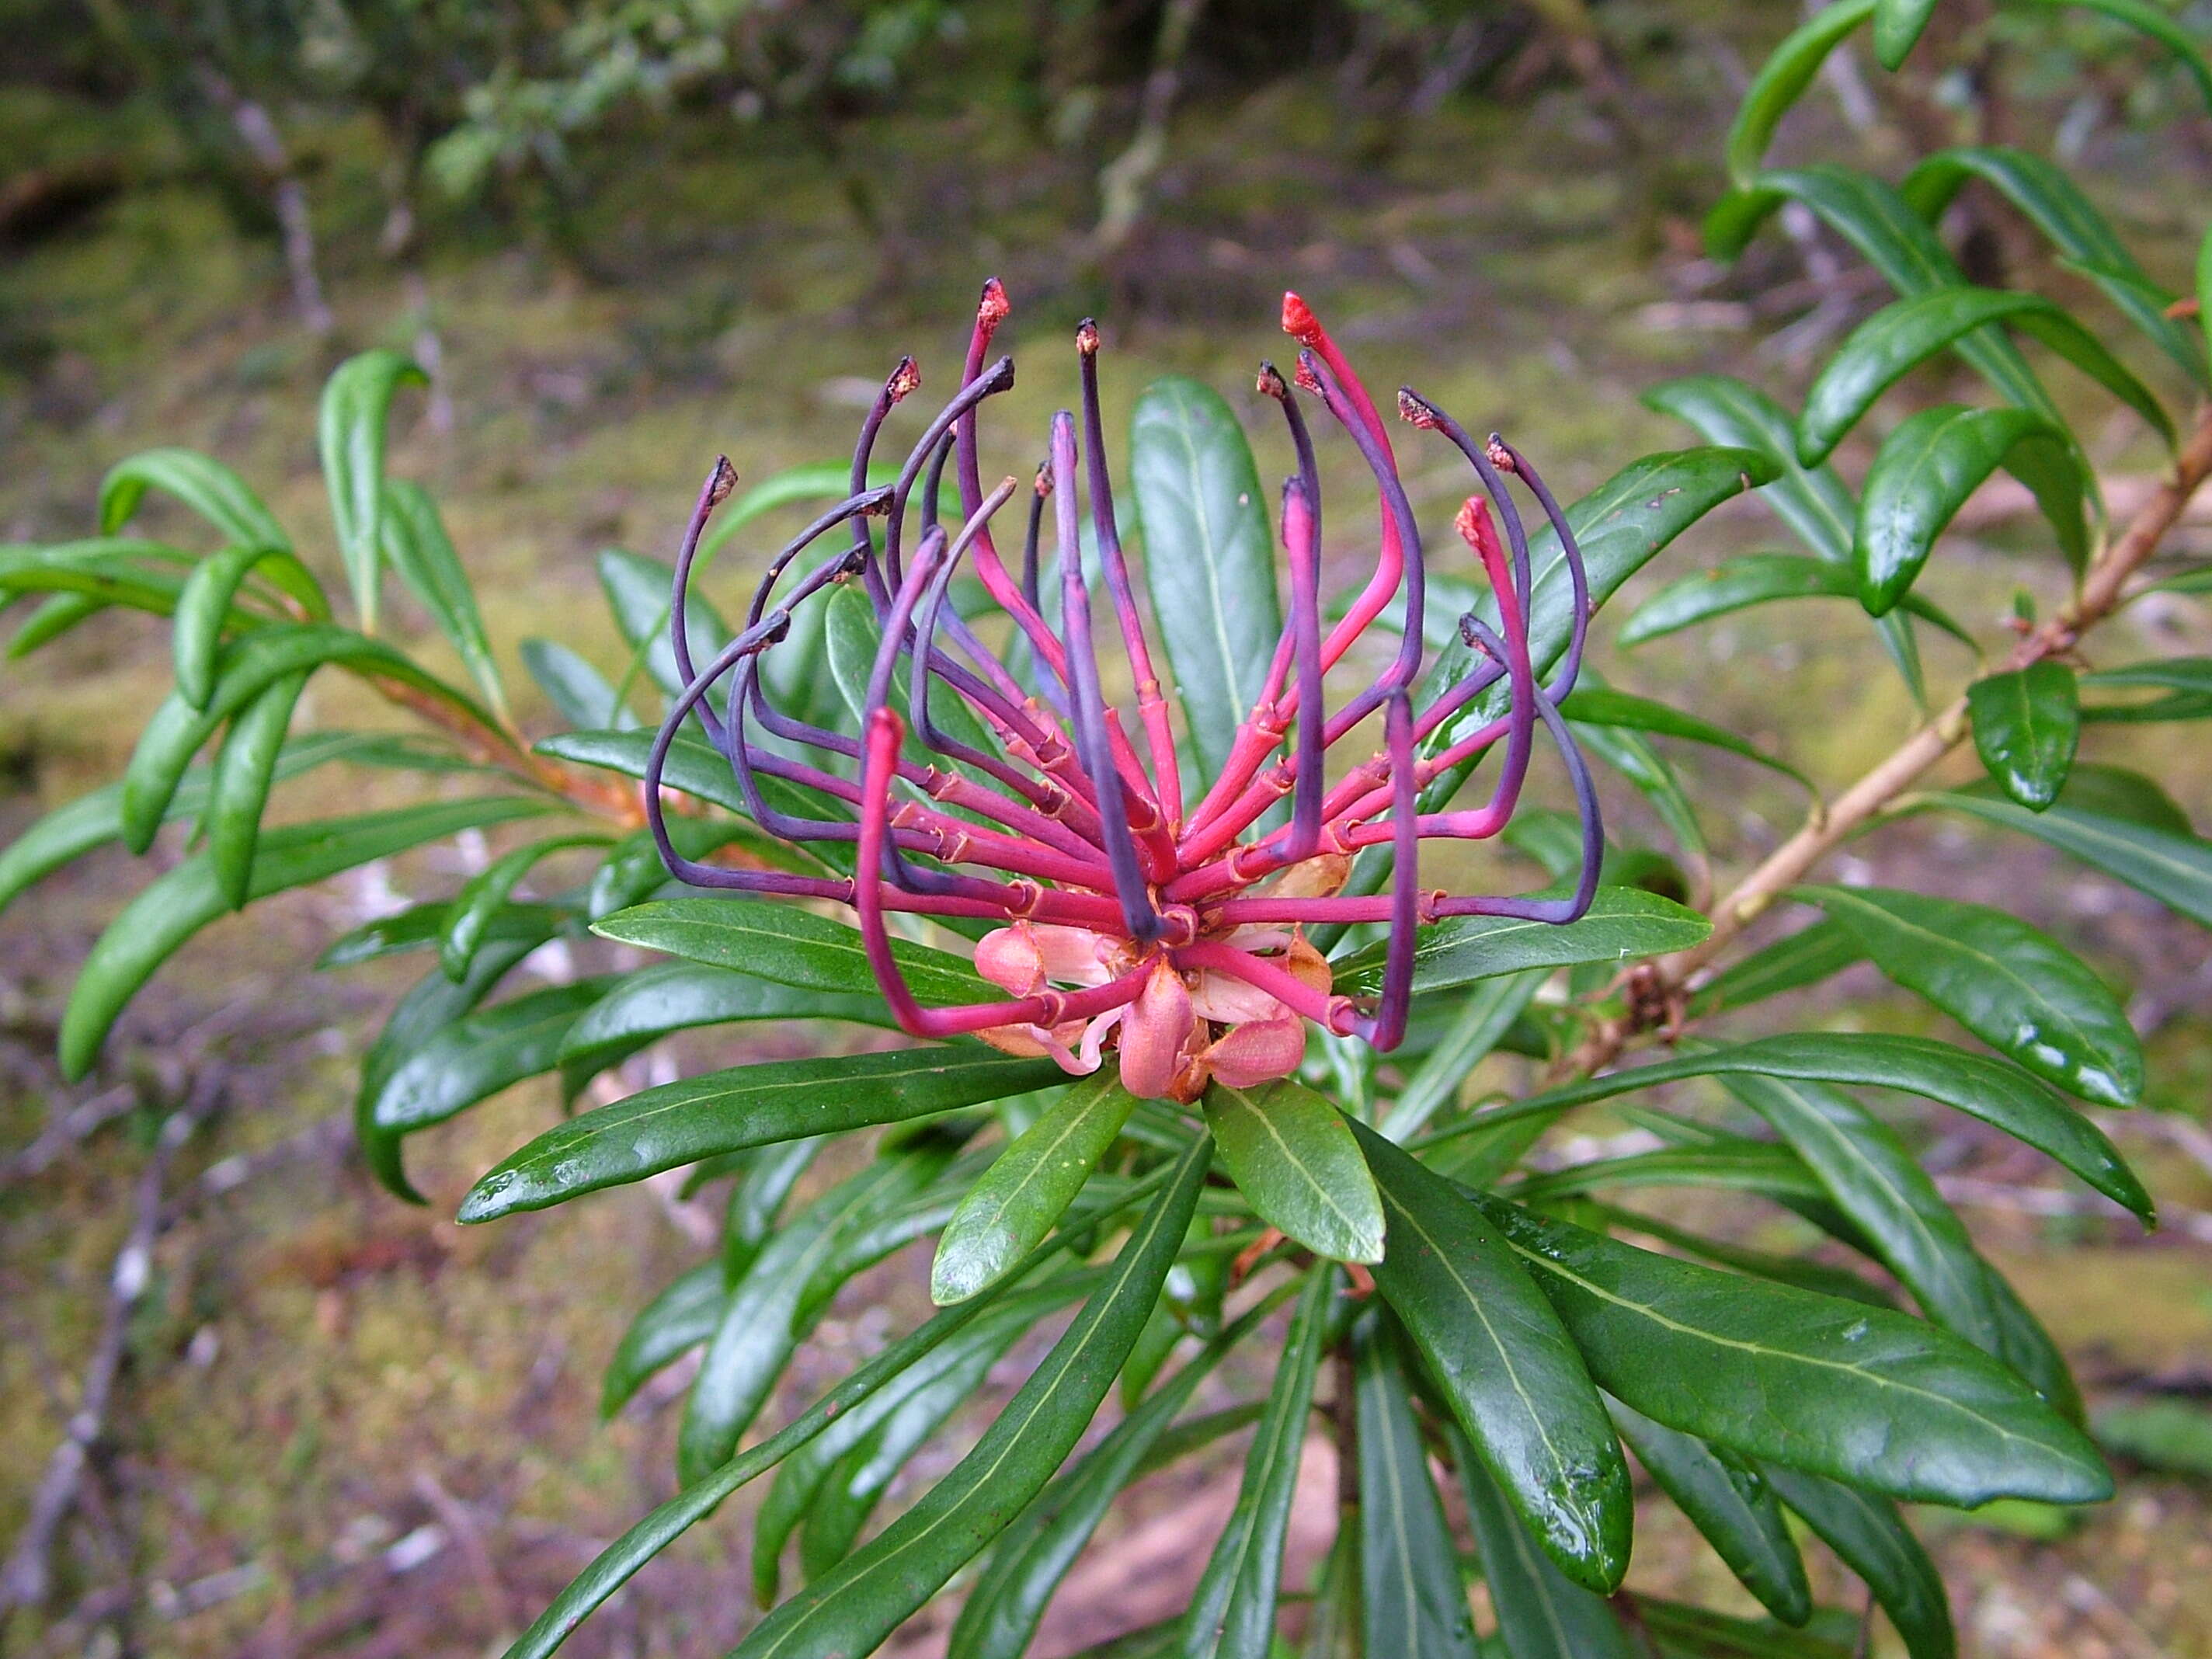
[1256, 361, 1290, 402]
[1486, 433, 1517, 474]
[978, 277, 1010, 331]
[887, 356, 920, 402]
[708, 456, 739, 507]
[1076, 318, 1101, 357]
[1281, 290, 1320, 345]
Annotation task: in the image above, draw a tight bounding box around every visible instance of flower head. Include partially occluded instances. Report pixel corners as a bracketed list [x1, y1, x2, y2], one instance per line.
[646, 283, 1601, 1102]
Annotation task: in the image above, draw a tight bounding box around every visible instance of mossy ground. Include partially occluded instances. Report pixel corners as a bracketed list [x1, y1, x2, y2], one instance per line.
[4, 35, 2212, 1657]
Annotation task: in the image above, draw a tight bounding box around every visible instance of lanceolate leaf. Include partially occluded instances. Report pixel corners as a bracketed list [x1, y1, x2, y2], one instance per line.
[99, 447, 292, 553]
[441, 834, 612, 983]
[1932, 788, 2212, 927]
[1424, 1030, 2150, 1220]
[458, 1049, 1063, 1221]
[204, 670, 308, 910]
[1559, 685, 1813, 791]
[1688, 920, 1863, 1015]
[1619, 554, 1974, 651]
[950, 1301, 1273, 1659]
[1605, 1397, 1810, 1626]
[1967, 661, 2081, 811]
[1798, 884, 2141, 1107]
[683, 1149, 951, 1480]
[537, 730, 852, 870]
[174, 543, 329, 706]
[1472, 1195, 2111, 1508]
[1449, 1431, 1635, 1659]
[1382, 969, 1546, 1139]
[361, 977, 616, 1200]
[1331, 886, 1709, 999]
[603, 1262, 725, 1417]
[1355, 1122, 1632, 1594]
[1179, 1264, 1334, 1659]
[1639, 376, 1928, 697]
[1873, 0, 1939, 66]
[319, 350, 427, 634]
[731, 1136, 1210, 1659]
[1719, 1070, 2005, 1351]
[1857, 405, 2083, 614]
[1757, 1465, 1954, 1659]
[1900, 145, 2207, 385]
[2079, 657, 2212, 723]
[57, 797, 550, 1081]
[933, 1074, 1132, 1304]
[1129, 376, 1283, 781]
[1724, 0, 1877, 187]
[382, 479, 510, 724]
[1205, 1080, 1385, 1264]
[555, 963, 888, 1083]
[1354, 1314, 1479, 1659]
[523, 641, 639, 732]
[593, 897, 990, 1003]
[600, 547, 730, 700]
[1796, 287, 2172, 467]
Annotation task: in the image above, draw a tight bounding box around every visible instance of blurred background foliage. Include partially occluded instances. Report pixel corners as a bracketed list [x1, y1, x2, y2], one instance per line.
[5, 2, 2212, 1656]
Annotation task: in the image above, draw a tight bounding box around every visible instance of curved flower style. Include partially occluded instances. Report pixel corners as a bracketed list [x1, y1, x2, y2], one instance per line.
[645, 282, 1601, 1103]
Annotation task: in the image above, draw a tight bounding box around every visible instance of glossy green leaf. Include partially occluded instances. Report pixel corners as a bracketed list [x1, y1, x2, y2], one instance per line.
[1560, 686, 1812, 791]
[1719, 1070, 2005, 1352]
[522, 639, 638, 731]
[536, 730, 850, 870]
[760, 1280, 1077, 1604]
[1798, 287, 2171, 468]
[1333, 886, 1709, 1000]
[950, 1303, 1270, 1659]
[934, 1074, 1132, 1303]
[1449, 1429, 1634, 1659]
[683, 1147, 951, 1480]
[1572, 720, 1706, 863]
[0, 539, 197, 619]
[730, 1136, 1209, 1659]
[203, 670, 308, 910]
[1640, 375, 1929, 697]
[319, 350, 427, 633]
[1605, 1398, 1809, 1626]
[821, 580, 1000, 767]
[1473, 1195, 2111, 1507]
[555, 962, 886, 1082]
[1354, 1314, 1479, 1659]
[1511, 1141, 1828, 1206]
[1967, 660, 2081, 811]
[1757, 1465, 1953, 1659]
[321, 897, 567, 969]
[1588, 1203, 1895, 1309]
[1636, 1598, 1856, 1658]
[98, 447, 291, 553]
[1901, 146, 2206, 386]
[1205, 1080, 1385, 1264]
[173, 543, 328, 707]
[1619, 553, 1974, 651]
[602, 1262, 725, 1417]
[1992, 763, 2193, 834]
[362, 977, 614, 1200]
[1799, 883, 2139, 1107]
[57, 796, 548, 1081]
[1425, 1029, 2149, 1220]
[1932, 788, 2212, 925]
[1858, 405, 2082, 614]
[1688, 920, 1863, 1016]
[1355, 1122, 1631, 1592]
[1873, 0, 1938, 64]
[1178, 1264, 1334, 1659]
[119, 624, 497, 851]
[593, 896, 988, 1003]
[1383, 970, 1546, 1139]
[459, 1048, 1062, 1221]
[7, 592, 106, 658]
[440, 834, 612, 983]
[1724, 0, 1876, 187]
[1711, 168, 2061, 426]
[382, 480, 510, 724]
[1128, 375, 1282, 781]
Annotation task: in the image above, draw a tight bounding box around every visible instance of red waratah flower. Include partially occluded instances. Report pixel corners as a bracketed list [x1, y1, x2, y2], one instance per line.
[645, 281, 1600, 1104]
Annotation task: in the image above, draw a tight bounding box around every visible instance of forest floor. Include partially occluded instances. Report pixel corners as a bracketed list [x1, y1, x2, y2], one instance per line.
[5, 37, 2212, 1659]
